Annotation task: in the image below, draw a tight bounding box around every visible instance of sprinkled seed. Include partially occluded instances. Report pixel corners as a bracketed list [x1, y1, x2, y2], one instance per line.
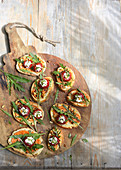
[1, 105, 5, 108]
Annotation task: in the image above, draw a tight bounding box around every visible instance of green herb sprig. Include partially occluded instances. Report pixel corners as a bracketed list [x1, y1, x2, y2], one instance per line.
[45, 108, 51, 121]
[53, 71, 60, 75]
[0, 141, 21, 150]
[0, 109, 12, 118]
[59, 63, 66, 69]
[82, 138, 88, 143]
[71, 134, 77, 146]
[29, 53, 40, 63]
[54, 88, 59, 103]
[20, 69, 33, 74]
[34, 80, 43, 104]
[0, 69, 31, 95]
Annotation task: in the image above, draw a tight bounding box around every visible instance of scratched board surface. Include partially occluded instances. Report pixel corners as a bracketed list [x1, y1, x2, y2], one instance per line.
[0, 0, 121, 169]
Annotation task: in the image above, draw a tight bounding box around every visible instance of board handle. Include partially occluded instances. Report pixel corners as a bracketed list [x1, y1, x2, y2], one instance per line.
[5, 23, 26, 55]
[5, 22, 60, 49]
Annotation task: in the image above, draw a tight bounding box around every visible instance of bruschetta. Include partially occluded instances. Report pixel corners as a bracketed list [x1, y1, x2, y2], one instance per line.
[47, 127, 63, 151]
[31, 77, 54, 103]
[50, 103, 81, 129]
[16, 53, 46, 76]
[67, 89, 90, 107]
[12, 98, 44, 126]
[53, 63, 75, 91]
[8, 128, 44, 157]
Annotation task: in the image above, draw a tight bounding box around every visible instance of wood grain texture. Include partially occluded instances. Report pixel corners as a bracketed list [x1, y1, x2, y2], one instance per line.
[0, 0, 121, 168]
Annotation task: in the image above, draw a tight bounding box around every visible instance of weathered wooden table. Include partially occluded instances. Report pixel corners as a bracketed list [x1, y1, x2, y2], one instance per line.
[0, 0, 121, 169]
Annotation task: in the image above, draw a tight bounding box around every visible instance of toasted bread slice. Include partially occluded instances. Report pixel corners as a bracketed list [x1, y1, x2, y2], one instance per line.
[16, 54, 46, 76]
[12, 99, 44, 125]
[56, 66, 75, 91]
[67, 89, 90, 107]
[8, 128, 44, 157]
[31, 77, 54, 103]
[50, 103, 81, 129]
[47, 127, 63, 151]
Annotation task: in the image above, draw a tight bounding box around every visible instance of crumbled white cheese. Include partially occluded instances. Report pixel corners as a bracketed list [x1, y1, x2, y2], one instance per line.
[49, 136, 58, 144]
[24, 60, 32, 68]
[39, 79, 47, 87]
[58, 115, 66, 123]
[36, 65, 42, 72]
[19, 107, 29, 116]
[63, 72, 70, 79]
[75, 94, 83, 102]
[25, 137, 35, 145]
[34, 110, 42, 118]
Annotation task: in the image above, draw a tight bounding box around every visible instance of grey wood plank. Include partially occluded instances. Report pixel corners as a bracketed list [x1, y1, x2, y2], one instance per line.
[0, 0, 121, 168]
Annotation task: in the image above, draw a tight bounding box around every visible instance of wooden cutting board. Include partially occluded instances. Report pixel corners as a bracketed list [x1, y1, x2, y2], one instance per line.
[0, 23, 91, 159]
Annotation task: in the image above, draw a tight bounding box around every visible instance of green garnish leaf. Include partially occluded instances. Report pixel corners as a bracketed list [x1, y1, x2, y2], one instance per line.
[50, 145, 55, 151]
[12, 101, 18, 112]
[71, 134, 77, 146]
[0, 69, 32, 95]
[33, 116, 37, 132]
[52, 105, 65, 114]
[0, 141, 20, 150]
[64, 82, 71, 86]
[17, 115, 35, 131]
[68, 99, 73, 101]
[56, 81, 71, 87]
[7, 74, 31, 83]
[34, 80, 39, 94]
[77, 88, 82, 93]
[56, 82, 62, 85]
[32, 144, 44, 150]
[20, 69, 32, 74]
[0, 109, 12, 118]
[59, 63, 66, 69]
[7, 78, 11, 95]
[15, 58, 23, 63]
[78, 124, 84, 130]
[45, 108, 51, 121]
[34, 80, 43, 104]
[8, 121, 11, 125]
[77, 88, 89, 103]
[68, 133, 72, 138]
[69, 154, 72, 161]
[68, 89, 71, 93]
[10, 132, 44, 140]
[53, 71, 60, 75]
[38, 90, 42, 104]
[19, 124, 23, 127]
[29, 52, 40, 63]
[54, 88, 59, 103]
[24, 96, 33, 112]
[37, 119, 44, 125]
[48, 79, 52, 88]
[52, 105, 83, 129]
[12, 100, 35, 130]
[39, 74, 43, 80]
[82, 138, 88, 143]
